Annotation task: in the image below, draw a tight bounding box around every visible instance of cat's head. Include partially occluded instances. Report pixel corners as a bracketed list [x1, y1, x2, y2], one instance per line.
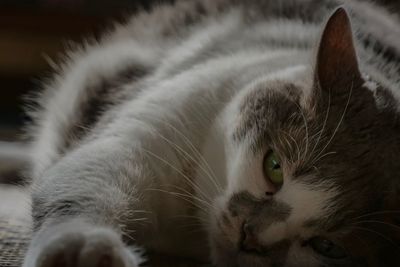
[210, 8, 400, 267]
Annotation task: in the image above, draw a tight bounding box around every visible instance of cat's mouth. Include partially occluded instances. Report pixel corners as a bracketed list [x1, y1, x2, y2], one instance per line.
[211, 214, 270, 267]
[212, 240, 269, 267]
[239, 221, 269, 255]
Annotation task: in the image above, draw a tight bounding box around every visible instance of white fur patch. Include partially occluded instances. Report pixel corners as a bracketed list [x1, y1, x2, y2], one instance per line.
[259, 179, 337, 244]
[278, 180, 336, 225]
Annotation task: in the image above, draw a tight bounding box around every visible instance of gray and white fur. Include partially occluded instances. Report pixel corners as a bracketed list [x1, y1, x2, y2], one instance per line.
[23, 0, 400, 266]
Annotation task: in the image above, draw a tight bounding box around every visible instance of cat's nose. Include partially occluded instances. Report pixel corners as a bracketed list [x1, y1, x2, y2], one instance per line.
[240, 222, 264, 253]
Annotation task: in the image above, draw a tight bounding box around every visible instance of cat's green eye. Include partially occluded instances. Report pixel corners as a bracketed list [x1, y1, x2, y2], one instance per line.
[308, 236, 347, 259]
[263, 151, 283, 186]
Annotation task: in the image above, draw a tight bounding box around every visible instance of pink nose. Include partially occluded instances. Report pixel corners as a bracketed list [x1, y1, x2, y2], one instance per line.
[240, 223, 264, 253]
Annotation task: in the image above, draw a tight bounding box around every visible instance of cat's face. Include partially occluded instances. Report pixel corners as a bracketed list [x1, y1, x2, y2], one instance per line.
[210, 8, 400, 267]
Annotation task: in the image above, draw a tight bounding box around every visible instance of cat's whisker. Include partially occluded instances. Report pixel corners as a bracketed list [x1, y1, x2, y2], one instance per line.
[116, 208, 153, 230]
[152, 117, 222, 193]
[128, 217, 150, 222]
[172, 214, 209, 224]
[309, 86, 331, 160]
[352, 220, 400, 232]
[279, 129, 302, 164]
[293, 101, 310, 164]
[145, 188, 212, 214]
[129, 210, 153, 215]
[164, 184, 213, 207]
[310, 151, 337, 164]
[162, 195, 210, 216]
[275, 92, 311, 166]
[175, 187, 214, 210]
[351, 210, 400, 222]
[149, 187, 212, 211]
[140, 147, 213, 203]
[176, 136, 222, 194]
[152, 178, 210, 202]
[177, 220, 207, 228]
[350, 233, 372, 255]
[312, 83, 353, 164]
[281, 135, 297, 165]
[122, 228, 140, 242]
[351, 226, 400, 252]
[154, 130, 221, 196]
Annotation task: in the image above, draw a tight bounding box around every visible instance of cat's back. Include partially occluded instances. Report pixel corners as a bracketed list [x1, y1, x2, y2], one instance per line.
[28, 0, 400, 179]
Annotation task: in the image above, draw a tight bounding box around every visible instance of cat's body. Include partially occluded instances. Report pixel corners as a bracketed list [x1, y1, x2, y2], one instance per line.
[23, 1, 400, 267]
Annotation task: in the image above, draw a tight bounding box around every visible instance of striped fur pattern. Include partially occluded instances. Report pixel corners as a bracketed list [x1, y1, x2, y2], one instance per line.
[20, 1, 400, 267]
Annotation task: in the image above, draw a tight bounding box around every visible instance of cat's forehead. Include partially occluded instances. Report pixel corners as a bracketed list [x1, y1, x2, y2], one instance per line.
[233, 79, 305, 149]
[234, 77, 400, 161]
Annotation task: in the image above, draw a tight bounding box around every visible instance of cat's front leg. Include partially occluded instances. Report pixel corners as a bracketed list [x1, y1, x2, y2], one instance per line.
[23, 219, 143, 267]
[23, 139, 154, 267]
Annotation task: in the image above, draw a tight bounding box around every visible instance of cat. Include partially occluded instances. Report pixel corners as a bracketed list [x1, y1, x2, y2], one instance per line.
[22, 0, 400, 266]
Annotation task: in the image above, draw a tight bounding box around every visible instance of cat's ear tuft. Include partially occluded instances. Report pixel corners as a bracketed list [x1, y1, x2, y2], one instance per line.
[315, 7, 363, 92]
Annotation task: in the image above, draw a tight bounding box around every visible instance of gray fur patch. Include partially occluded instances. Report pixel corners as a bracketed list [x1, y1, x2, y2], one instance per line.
[60, 65, 149, 154]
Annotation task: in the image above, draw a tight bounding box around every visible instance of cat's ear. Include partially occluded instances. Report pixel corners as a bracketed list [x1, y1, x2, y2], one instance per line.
[314, 7, 364, 102]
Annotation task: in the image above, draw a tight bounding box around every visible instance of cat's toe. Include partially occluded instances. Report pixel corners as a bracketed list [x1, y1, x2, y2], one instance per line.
[76, 228, 142, 267]
[23, 221, 143, 267]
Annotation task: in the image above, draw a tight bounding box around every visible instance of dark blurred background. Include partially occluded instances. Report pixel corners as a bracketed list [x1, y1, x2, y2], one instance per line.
[0, 0, 182, 143]
[0, 0, 182, 184]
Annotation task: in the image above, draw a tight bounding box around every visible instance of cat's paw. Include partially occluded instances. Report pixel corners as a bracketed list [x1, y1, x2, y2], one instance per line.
[23, 220, 144, 267]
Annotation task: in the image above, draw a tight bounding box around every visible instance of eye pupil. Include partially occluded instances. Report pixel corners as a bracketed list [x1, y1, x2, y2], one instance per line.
[263, 151, 284, 186]
[272, 161, 280, 170]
